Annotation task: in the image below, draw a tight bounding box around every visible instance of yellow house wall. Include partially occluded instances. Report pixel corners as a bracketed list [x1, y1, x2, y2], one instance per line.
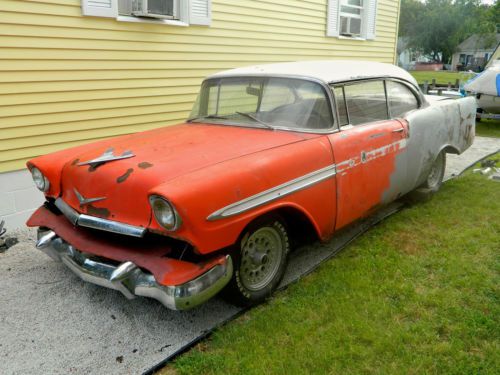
[0, 0, 401, 173]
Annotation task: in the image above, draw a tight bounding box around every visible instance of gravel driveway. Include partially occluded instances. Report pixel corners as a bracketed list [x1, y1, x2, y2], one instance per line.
[1, 136, 498, 375]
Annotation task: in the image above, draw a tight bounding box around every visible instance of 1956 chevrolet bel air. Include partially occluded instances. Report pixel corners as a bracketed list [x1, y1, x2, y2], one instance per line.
[27, 61, 476, 310]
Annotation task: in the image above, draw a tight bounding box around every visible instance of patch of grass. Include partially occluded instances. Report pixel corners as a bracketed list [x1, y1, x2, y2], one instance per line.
[410, 71, 474, 85]
[476, 119, 500, 138]
[166, 155, 500, 375]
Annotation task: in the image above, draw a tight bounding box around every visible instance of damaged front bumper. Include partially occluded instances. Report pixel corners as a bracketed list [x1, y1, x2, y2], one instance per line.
[29, 206, 233, 310]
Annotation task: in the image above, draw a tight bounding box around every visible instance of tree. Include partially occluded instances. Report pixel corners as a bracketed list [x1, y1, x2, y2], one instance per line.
[399, 0, 498, 63]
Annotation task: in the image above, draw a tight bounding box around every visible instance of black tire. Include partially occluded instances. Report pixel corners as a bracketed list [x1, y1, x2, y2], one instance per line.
[224, 215, 290, 307]
[476, 108, 483, 122]
[405, 151, 446, 203]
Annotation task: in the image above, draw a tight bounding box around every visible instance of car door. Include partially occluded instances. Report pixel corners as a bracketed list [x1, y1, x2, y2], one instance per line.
[328, 80, 409, 230]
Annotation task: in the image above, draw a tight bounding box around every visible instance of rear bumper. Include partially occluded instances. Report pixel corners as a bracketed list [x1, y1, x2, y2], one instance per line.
[36, 229, 233, 310]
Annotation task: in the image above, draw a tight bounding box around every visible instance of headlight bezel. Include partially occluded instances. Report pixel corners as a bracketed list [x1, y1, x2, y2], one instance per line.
[31, 167, 50, 192]
[149, 195, 182, 231]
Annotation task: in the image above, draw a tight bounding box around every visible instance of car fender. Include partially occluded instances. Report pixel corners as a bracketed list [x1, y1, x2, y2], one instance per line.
[148, 136, 336, 254]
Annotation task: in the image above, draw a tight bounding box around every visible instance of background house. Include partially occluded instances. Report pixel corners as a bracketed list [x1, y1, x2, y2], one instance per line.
[451, 33, 500, 71]
[0, 0, 401, 229]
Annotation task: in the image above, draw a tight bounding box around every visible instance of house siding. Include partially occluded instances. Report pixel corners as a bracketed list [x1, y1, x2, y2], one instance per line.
[0, 0, 401, 174]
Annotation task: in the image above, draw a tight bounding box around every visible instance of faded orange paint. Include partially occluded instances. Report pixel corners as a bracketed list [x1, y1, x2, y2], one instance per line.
[27, 119, 408, 283]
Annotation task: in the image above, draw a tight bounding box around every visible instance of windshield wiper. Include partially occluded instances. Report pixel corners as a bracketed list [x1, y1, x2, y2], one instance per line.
[235, 111, 273, 129]
[187, 114, 229, 122]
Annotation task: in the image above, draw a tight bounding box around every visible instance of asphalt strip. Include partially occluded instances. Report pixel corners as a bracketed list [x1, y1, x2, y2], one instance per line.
[1, 137, 498, 375]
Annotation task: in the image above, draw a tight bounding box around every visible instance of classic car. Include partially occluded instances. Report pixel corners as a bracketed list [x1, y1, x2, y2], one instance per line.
[27, 61, 476, 310]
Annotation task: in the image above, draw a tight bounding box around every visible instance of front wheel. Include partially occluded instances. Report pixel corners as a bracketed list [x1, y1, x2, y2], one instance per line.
[225, 216, 290, 306]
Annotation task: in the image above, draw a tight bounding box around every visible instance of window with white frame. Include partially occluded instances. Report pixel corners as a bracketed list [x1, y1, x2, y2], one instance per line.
[340, 0, 363, 37]
[327, 0, 377, 40]
[118, 0, 179, 20]
[81, 0, 211, 26]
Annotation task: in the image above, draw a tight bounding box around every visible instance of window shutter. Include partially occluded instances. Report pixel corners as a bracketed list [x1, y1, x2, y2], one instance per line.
[82, 0, 118, 18]
[364, 0, 377, 40]
[190, 0, 211, 26]
[326, 0, 340, 37]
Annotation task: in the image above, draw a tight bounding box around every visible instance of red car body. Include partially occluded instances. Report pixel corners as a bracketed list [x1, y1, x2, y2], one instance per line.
[26, 61, 475, 309]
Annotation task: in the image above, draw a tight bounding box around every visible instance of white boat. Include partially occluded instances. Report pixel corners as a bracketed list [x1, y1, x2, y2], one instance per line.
[464, 45, 500, 117]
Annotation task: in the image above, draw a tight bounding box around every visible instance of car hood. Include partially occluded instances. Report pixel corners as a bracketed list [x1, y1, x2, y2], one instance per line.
[60, 123, 317, 227]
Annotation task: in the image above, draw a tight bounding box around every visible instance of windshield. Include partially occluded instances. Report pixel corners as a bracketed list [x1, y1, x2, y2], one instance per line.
[189, 77, 334, 131]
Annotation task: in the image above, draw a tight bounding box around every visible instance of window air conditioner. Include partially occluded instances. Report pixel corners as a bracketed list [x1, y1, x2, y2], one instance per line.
[132, 0, 175, 19]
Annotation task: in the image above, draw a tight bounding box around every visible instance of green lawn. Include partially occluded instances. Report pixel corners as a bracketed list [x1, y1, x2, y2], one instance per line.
[477, 119, 500, 138]
[166, 156, 500, 375]
[410, 71, 474, 85]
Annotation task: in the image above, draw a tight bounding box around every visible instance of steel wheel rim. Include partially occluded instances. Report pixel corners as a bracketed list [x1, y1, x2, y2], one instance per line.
[427, 153, 444, 188]
[240, 227, 283, 291]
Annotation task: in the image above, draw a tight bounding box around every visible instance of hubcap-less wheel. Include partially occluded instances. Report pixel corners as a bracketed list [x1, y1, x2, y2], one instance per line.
[224, 217, 289, 306]
[427, 152, 445, 189]
[240, 227, 283, 291]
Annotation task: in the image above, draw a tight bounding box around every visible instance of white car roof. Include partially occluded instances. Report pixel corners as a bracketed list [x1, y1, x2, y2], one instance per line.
[209, 60, 418, 87]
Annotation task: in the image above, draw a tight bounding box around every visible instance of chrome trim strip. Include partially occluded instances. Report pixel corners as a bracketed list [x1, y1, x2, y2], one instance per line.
[78, 215, 146, 237]
[55, 198, 79, 225]
[55, 198, 146, 238]
[207, 164, 337, 221]
[35, 229, 233, 310]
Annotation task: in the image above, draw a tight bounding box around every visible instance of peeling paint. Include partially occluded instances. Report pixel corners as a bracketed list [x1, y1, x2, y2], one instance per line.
[117, 168, 134, 183]
[138, 162, 153, 169]
[86, 205, 111, 219]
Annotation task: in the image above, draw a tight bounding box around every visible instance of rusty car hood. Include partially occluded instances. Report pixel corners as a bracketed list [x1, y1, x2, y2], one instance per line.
[59, 123, 317, 227]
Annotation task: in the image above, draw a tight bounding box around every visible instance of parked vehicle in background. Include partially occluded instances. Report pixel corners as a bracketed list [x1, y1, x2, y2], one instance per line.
[27, 61, 476, 310]
[464, 60, 500, 120]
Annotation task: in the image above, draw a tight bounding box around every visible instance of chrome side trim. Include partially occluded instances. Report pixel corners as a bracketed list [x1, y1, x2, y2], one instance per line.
[55, 198, 146, 238]
[207, 164, 337, 221]
[35, 229, 233, 310]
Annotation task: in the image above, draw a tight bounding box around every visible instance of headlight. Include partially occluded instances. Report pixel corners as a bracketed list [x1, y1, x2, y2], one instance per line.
[149, 195, 181, 231]
[31, 167, 50, 192]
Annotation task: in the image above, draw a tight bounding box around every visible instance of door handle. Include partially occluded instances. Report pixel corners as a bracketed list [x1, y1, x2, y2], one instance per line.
[392, 128, 404, 133]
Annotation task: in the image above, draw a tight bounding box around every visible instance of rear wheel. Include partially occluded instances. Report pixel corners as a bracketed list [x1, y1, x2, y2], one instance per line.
[424, 150, 446, 192]
[225, 216, 290, 306]
[406, 151, 446, 202]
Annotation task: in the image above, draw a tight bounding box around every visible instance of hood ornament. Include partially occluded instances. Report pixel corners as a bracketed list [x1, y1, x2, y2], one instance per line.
[74, 188, 106, 206]
[78, 147, 134, 169]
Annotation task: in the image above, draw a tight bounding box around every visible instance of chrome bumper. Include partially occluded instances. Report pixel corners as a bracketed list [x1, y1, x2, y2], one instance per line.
[36, 229, 233, 310]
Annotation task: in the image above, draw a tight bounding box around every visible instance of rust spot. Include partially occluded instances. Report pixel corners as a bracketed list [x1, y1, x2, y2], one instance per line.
[117, 168, 134, 183]
[86, 205, 110, 219]
[71, 158, 80, 166]
[138, 162, 153, 169]
[369, 132, 384, 139]
[88, 163, 105, 172]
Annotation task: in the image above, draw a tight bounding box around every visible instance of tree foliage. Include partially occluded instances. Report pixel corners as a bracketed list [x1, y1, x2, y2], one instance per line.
[399, 0, 499, 63]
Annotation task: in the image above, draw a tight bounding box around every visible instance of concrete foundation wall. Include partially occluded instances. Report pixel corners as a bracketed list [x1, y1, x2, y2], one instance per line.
[0, 169, 44, 230]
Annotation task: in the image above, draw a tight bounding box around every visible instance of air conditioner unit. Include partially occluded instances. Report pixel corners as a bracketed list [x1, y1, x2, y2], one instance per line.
[132, 0, 176, 19]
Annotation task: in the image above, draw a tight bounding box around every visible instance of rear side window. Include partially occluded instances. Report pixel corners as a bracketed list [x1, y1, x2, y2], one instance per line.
[386, 81, 419, 118]
[334, 86, 349, 126]
[342, 81, 388, 125]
